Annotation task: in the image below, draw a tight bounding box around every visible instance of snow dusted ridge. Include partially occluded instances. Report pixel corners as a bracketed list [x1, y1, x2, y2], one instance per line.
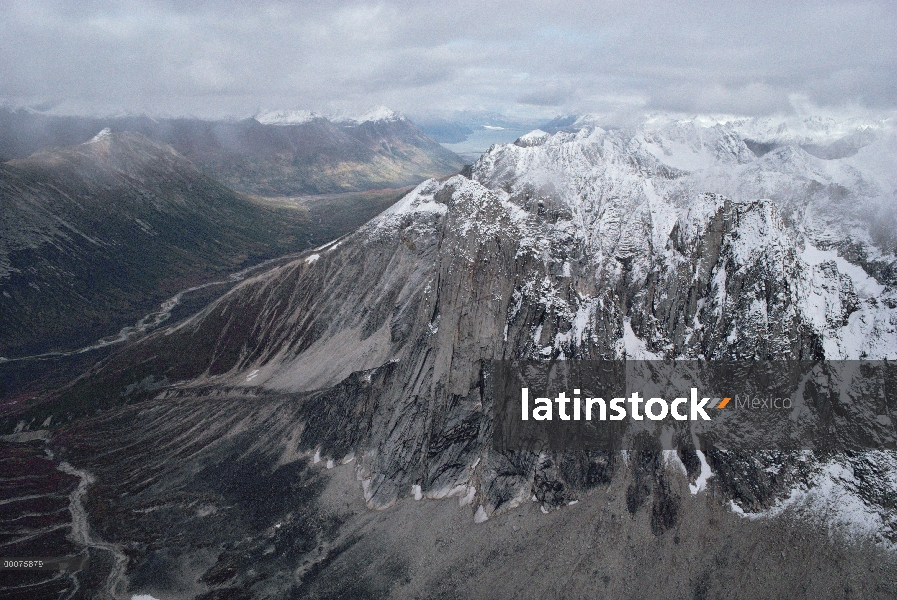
[88, 127, 113, 143]
[352, 111, 896, 365]
[470, 116, 897, 361]
[727, 114, 891, 146]
[254, 109, 321, 125]
[332, 106, 404, 125]
[514, 129, 550, 147]
[254, 106, 404, 126]
[450, 115, 896, 537]
[565, 112, 893, 146]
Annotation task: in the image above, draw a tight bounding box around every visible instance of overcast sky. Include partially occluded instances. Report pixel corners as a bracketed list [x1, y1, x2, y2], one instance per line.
[1, 1, 895, 121]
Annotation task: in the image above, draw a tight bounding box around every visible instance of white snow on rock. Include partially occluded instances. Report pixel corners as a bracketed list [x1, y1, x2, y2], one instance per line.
[730, 114, 887, 146]
[334, 106, 403, 124]
[732, 454, 897, 548]
[256, 111, 897, 537]
[88, 127, 112, 143]
[664, 450, 689, 477]
[689, 446, 713, 495]
[469, 114, 897, 362]
[801, 244, 884, 298]
[623, 318, 660, 360]
[825, 302, 897, 360]
[515, 129, 550, 147]
[458, 486, 476, 507]
[382, 180, 445, 215]
[255, 109, 320, 125]
[256, 106, 407, 126]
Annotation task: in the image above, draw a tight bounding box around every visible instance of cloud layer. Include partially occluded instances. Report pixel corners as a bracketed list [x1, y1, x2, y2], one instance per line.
[1, 1, 894, 119]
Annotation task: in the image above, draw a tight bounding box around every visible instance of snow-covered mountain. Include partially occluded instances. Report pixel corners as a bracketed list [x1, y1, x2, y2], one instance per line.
[556, 112, 892, 147]
[19, 115, 897, 597]
[331, 106, 405, 125]
[470, 117, 896, 360]
[254, 109, 322, 125]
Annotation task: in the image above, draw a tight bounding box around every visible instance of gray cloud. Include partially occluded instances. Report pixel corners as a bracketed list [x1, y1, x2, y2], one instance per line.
[0, 0, 894, 120]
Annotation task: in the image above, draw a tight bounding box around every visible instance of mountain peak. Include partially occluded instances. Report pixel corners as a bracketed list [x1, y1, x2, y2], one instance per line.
[254, 109, 322, 126]
[335, 106, 404, 125]
[88, 127, 113, 143]
[15, 130, 194, 183]
[514, 129, 550, 147]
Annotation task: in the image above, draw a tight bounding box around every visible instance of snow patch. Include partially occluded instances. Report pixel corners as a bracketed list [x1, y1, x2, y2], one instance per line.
[516, 129, 550, 147]
[664, 449, 689, 477]
[689, 446, 712, 494]
[801, 243, 884, 298]
[733, 456, 896, 546]
[89, 127, 112, 143]
[623, 318, 660, 359]
[376, 179, 447, 221]
[474, 505, 489, 523]
[642, 136, 716, 172]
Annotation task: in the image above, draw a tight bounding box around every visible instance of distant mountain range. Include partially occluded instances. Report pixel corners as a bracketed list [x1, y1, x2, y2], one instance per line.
[0, 107, 464, 196]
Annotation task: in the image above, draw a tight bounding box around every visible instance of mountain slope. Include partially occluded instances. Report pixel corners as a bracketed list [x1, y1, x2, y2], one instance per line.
[43, 118, 897, 497]
[0, 130, 314, 357]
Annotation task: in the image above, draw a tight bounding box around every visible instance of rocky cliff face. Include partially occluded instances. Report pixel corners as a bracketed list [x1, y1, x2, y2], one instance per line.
[17, 117, 897, 597]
